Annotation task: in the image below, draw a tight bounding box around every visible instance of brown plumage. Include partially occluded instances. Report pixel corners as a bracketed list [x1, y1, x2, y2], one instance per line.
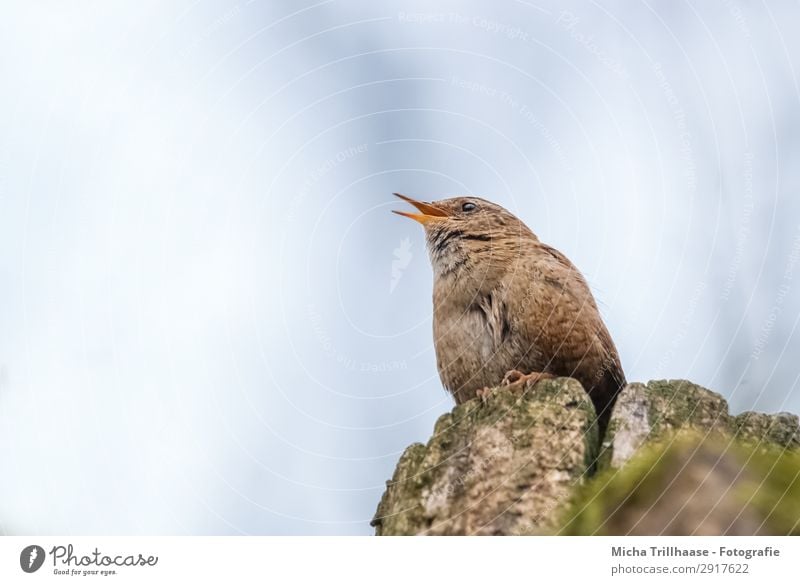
[393, 193, 625, 435]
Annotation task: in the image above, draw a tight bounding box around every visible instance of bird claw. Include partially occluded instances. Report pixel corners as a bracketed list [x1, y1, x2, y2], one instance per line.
[477, 372, 554, 404]
[502, 370, 554, 387]
[475, 386, 492, 404]
[502, 370, 525, 385]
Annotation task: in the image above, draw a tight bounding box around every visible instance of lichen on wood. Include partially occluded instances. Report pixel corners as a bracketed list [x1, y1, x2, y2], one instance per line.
[374, 378, 800, 536]
[372, 378, 597, 535]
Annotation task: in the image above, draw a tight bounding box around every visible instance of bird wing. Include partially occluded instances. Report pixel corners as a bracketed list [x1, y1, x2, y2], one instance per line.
[504, 242, 618, 378]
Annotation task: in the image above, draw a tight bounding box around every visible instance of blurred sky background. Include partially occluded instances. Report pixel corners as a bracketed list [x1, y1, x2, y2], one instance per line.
[1, 0, 799, 535]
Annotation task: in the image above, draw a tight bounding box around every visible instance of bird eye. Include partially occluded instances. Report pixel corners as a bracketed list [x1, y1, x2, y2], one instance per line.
[461, 202, 477, 212]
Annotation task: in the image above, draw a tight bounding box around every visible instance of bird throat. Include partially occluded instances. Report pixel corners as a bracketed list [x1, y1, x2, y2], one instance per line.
[426, 225, 518, 304]
[426, 226, 481, 278]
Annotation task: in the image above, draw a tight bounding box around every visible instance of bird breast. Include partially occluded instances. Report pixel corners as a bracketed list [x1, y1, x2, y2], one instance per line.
[432, 290, 517, 402]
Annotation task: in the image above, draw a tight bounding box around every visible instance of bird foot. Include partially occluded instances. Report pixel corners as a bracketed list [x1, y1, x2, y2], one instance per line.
[501, 370, 554, 387]
[475, 386, 492, 404]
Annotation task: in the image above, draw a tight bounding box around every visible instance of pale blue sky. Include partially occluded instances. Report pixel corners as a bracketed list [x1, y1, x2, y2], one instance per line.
[1, 0, 799, 534]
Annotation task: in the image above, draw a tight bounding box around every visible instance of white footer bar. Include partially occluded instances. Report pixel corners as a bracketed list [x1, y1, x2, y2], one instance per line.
[0, 536, 793, 583]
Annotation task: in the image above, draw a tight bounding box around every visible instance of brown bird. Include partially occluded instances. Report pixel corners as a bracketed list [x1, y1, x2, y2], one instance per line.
[393, 193, 625, 435]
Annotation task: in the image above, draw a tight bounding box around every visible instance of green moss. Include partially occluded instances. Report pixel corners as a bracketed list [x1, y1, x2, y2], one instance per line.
[432, 412, 453, 437]
[557, 432, 800, 535]
[738, 446, 800, 534]
[558, 435, 677, 535]
[371, 443, 431, 534]
[734, 411, 800, 448]
[377, 378, 800, 535]
[645, 379, 731, 435]
[374, 377, 597, 535]
[599, 380, 739, 473]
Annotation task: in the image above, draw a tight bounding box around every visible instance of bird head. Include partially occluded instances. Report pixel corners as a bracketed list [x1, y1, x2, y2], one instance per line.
[392, 193, 536, 278]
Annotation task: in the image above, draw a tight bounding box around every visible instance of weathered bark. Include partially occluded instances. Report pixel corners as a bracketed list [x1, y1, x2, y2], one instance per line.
[374, 378, 800, 535]
[372, 378, 596, 535]
[601, 379, 800, 468]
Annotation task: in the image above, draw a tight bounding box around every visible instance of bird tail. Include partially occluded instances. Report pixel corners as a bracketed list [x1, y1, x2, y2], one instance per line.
[592, 366, 626, 442]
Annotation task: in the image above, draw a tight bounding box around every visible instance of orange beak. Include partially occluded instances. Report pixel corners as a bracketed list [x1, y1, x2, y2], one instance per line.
[391, 193, 449, 225]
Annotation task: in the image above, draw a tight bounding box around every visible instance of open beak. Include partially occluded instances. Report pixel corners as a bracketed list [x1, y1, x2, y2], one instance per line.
[391, 193, 449, 225]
